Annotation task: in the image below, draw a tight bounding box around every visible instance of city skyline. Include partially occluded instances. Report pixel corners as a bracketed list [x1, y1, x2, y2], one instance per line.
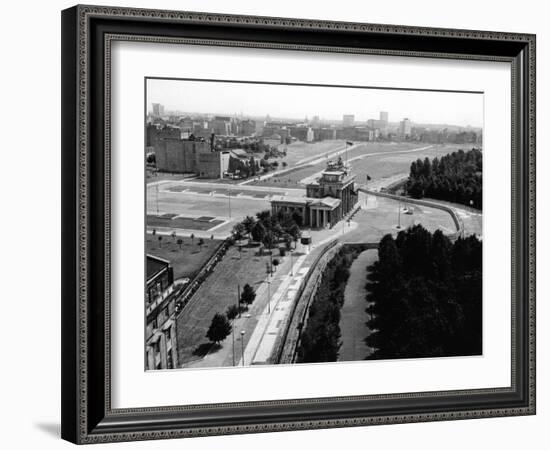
[147, 78, 484, 128]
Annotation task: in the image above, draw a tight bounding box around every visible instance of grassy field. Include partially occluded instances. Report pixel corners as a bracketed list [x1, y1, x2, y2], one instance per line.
[348, 144, 468, 185]
[147, 215, 224, 231]
[175, 245, 275, 365]
[146, 234, 224, 280]
[251, 142, 427, 189]
[279, 140, 346, 166]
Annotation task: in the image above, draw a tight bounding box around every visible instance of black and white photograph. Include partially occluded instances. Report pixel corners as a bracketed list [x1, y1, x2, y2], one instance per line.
[53, 2, 537, 446]
[144, 78, 483, 370]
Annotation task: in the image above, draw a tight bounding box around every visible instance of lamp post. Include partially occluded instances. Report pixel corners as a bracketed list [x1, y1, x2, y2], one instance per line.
[267, 280, 271, 314]
[228, 187, 231, 219]
[240, 330, 246, 366]
[397, 201, 402, 229]
[155, 183, 159, 215]
[289, 249, 293, 277]
[237, 283, 241, 318]
[232, 325, 235, 366]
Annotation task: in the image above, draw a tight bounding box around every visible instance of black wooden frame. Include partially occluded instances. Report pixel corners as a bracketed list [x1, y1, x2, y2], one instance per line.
[61, 4, 536, 444]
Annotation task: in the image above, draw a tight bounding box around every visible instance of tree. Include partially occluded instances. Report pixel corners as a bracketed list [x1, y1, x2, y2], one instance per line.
[240, 283, 256, 305]
[249, 156, 256, 176]
[171, 231, 176, 241]
[206, 313, 232, 345]
[262, 231, 276, 249]
[405, 148, 482, 209]
[198, 237, 204, 252]
[232, 222, 246, 241]
[296, 246, 360, 363]
[225, 304, 240, 321]
[365, 225, 481, 360]
[272, 258, 280, 271]
[242, 215, 256, 239]
[251, 221, 266, 242]
[157, 235, 163, 248]
[190, 233, 195, 244]
[291, 211, 303, 227]
[288, 223, 301, 246]
[177, 238, 183, 250]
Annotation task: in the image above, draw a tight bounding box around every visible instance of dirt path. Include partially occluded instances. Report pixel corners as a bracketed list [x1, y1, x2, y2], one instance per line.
[338, 249, 378, 361]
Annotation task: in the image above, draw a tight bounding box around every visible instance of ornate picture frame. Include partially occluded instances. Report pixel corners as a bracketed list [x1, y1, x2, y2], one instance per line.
[61, 5, 536, 444]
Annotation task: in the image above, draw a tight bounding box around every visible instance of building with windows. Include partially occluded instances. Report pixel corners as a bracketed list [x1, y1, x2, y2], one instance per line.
[400, 118, 412, 138]
[151, 103, 165, 117]
[212, 116, 232, 135]
[239, 119, 257, 136]
[145, 255, 178, 370]
[343, 114, 355, 127]
[270, 157, 357, 229]
[154, 137, 230, 179]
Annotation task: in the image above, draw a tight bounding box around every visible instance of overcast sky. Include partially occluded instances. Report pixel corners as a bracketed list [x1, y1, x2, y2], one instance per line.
[146, 78, 483, 127]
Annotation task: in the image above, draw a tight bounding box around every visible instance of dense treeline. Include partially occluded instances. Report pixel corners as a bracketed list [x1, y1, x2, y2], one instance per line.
[297, 247, 360, 363]
[365, 225, 482, 359]
[406, 148, 482, 209]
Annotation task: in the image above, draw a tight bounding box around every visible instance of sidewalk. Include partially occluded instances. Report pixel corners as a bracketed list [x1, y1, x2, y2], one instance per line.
[238, 218, 359, 366]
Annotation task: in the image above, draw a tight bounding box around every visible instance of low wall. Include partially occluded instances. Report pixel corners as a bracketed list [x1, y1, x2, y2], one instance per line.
[275, 240, 340, 364]
[174, 239, 230, 314]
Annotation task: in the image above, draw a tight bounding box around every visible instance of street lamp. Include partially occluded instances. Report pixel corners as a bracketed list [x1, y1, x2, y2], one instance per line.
[232, 324, 235, 366]
[240, 330, 246, 366]
[228, 187, 232, 219]
[155, 183, 159, 215]
[237, 283, 241, 318]
[397, 201, 402, 229]
[267, 280, 271, 314]
[289, 249, 293, 277]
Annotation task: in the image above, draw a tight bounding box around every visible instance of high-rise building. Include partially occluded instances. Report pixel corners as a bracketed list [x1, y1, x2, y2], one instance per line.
[400, 118, 412, 137]
[380, 111, 389, 123]
[343, 114, 355, 127]
[152, 103, 165, 117]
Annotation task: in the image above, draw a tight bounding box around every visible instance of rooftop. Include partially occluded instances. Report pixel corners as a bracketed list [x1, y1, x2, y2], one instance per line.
[146, 254, 170, 282]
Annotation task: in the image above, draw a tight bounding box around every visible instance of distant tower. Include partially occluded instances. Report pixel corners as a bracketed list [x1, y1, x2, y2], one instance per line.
[380, 111, 388, 123]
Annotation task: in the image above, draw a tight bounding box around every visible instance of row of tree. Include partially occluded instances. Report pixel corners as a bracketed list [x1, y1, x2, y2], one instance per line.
[232, 210, 302, 251]
[297, 247, 360, 363]
[406, 148, 483, 209]
[365, 225, 482, 359]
